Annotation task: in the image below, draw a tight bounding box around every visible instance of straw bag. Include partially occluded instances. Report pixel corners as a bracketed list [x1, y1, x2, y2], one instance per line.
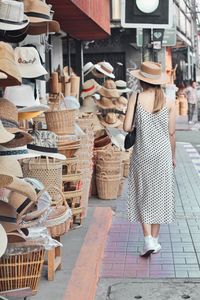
[21, 157, 63, 203]
[45, 93, 76, 135]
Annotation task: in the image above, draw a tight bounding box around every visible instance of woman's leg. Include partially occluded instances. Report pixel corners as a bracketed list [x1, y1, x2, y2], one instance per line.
[151, 224, 160, 238]
[140, 224, 154, 257]
[142, 223, 152, 236]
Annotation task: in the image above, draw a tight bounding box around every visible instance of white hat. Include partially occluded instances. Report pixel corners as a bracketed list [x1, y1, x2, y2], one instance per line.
[0, 0, 29, 31]
[0, 72, 7, 79]
[4, 84, 48, 112]
[0, 145, 40, 160]
[115, 80, 132, 94]
[94, 62, 115, 79]
[14, 47, 47, 79]
[0, 120, 14, 144]
[0, 224, 7, 258]
[83, 62, 95, 76]
[60, 96, 80, 110]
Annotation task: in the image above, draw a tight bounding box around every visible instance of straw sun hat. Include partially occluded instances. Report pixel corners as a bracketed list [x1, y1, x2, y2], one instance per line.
[0, 120, 14, 144]
[100, 113, 122, 128]
[98, 79, 119, 98]
[81, 79, 101, 99]
[93, 62, 115, 79]
[131, 61, 167, 85]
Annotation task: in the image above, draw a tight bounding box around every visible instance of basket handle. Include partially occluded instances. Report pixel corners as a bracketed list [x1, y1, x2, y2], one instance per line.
[51, 92, 68, 111]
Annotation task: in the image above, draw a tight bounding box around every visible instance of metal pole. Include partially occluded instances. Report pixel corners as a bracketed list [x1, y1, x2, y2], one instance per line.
[142, 29, 152, 62]
[67, 34, 71, 76]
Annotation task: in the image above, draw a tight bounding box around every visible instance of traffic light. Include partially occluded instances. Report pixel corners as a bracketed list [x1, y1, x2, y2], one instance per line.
[121, 0, 173, 28]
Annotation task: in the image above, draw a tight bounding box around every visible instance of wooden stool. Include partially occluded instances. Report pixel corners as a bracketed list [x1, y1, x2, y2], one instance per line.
[45, 237, 62, 281]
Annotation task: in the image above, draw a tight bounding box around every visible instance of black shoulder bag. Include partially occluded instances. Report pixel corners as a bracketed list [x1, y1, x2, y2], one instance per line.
[124, 93, 139, 150]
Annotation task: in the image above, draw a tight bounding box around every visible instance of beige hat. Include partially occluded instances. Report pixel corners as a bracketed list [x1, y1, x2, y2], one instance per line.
[0, 98, 33, 148]
[98, 79, 119, 98]
[96, 97, 116, 109]
[0, 200, 18, 233]
[0, 42, 22, 87]
[131, 61, 167, 85]
[0, 156, 23, 177]
[114, 96, 128, 111]
[24, 0, 60, 35]
[0, 120, 14, 144]
[83, 62, 95, 76]
[81, 79, 101, 98]
[94, 62, 115, 79]
[0, 224, 7, 257]
[115, 80, 132, 94]
[80, 96, 98, 113]
[100, 113, 122, 128]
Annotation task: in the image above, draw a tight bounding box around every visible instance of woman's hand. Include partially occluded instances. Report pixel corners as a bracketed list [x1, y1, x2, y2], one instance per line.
[172, 158, 176, 168]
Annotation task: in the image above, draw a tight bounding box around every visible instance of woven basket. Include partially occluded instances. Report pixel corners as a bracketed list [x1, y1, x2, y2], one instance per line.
[96, 175, 121, 200]
[21, 157, 63, 203]
[123, 160, 129, 177]
[0, 245, 45, 294]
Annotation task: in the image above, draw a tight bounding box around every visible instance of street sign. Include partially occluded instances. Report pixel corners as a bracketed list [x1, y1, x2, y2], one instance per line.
[137, 28, 177, 47]
[121, 0, 173, 29]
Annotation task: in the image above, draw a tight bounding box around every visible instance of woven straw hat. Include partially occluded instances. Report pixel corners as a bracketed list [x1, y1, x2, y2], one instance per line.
[0, 224, 7, 258]
[83, 62, 95, 76]
[0, 174, 13, 188]
[115, 80, 131, 94]
[131, 61, 167, 85]
[94, 62, 115, 79]
[100, 113, 122, 128]
[0, 42, 22, 87]
[80, 96, 98, 113]
[0, 145, 40, 160]
[0, 156, 23, 177]
[114, 96, 128, 111]
[0, 200, 18, 233]
[81, 79, 101, 99]
[0, 98, 33, 148]
[0, 120, 14, 144]
[98, 79, 119, 98]
[24, 0, 60, 35]
[96, 97, 116, 109]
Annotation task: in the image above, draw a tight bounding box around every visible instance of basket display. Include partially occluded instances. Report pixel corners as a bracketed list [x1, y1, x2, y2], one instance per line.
[96, 175, 121, 200]
[21, 157, 63, 203]
[0, 245, 45, 294]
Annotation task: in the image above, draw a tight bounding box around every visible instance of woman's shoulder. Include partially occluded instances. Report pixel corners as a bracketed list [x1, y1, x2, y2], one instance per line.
[165, 98, 175, 111]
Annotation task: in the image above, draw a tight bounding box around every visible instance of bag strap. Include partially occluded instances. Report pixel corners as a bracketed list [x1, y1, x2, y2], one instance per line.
[131, 93, 139, 128]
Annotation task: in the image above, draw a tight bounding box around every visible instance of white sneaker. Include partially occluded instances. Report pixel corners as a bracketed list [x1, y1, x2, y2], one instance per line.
[152, 239, 162, 254]
[140, 236, 155, 257]
[188, 121, 194, 125]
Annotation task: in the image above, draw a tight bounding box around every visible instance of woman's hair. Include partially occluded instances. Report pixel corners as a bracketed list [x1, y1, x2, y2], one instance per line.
[140, 80, 165, 113]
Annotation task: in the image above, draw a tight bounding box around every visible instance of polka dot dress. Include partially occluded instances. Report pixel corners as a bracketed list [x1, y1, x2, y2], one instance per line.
[128, 102, 175, 224]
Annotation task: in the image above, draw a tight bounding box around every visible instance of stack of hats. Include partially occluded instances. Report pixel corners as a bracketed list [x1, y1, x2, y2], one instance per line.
[83, 61, 115, 79]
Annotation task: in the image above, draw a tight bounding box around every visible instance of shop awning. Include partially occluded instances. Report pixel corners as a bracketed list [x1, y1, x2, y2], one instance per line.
[48, 0, 111, 40]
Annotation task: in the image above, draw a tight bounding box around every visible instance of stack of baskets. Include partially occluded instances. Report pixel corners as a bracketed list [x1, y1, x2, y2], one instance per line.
[95, 149, 123, 200]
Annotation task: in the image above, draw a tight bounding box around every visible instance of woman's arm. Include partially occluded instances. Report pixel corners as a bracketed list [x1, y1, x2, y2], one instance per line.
[123, 93, 137, 132]
[168, 100, 176, 167]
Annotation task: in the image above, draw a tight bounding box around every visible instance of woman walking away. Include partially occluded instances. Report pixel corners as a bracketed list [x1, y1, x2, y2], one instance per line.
[123, 62, 176, 257]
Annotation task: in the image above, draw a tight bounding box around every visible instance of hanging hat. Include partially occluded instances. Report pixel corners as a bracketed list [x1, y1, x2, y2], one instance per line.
[14, 47, 47, 79]
[18, 111, 44, 121]
[27, 130, 66, 161]
[0, 42, 22, 87]
[0, 200, 18, 233]
[0, 224, 7, 257]
[0, 145, 40, 160]
[0, 120, 14, 144]
[98, 79, 119, 98]
[0, 25, 29, 44]
[60, 96, 80, 110]
[0, 156, 23, 177]
[96, 97, 116, 109]
[83, 62, 95, 76]
[0, 98, 33, 148]
[80, 96, 98, 113]
[81, 79, 101, 99]
[94, 62, 115, 79]
[114, 96, 128, 112]
[115, 80, 132, 94]
[130, 61, 167, 85]
[100, 113, 122, 128]
[0, 0, 29, 31]
[24, 0, 60, 35]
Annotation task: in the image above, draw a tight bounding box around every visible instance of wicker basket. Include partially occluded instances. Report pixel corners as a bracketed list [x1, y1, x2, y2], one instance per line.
[0, 245, 45, 294]
[21, 157, 63, 203]
[117, 177, 125, 197]
[96, 175, 121, 200]
[123, 160, 129, 177]
[62, 156, 78, 175]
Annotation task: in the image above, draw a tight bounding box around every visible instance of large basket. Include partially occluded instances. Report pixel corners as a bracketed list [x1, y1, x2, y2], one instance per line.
[21, 157, 63, 203]
[96, 175, 121, 200]
[0, 245, 45, 294]
[123, 160, 129, 177]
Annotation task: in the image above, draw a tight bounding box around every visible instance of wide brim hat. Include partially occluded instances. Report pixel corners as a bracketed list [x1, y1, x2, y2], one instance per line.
[0, 156, 23, 177]
[83, 62, 95, 76]
[80, 96, 98, 113]
[0, 224, 7, 258]
[27, 21, 60, 35]
[0, 120, 14, 144]
[81, 79, 101, 99]
[0, 72, 7, 79]
[0, 200, 18, 233]
[0, 25, 29, 44]
[130, 61, 167, 85]
[1, 128, 33, 149]
[0, 174, 13, 188]
[115, 80, 132, 94]
[96, 97, 116, 109]
[18, 111, 44, 121]
[94, 63, 115, 79]
[0, 145, 41, 160]
[100, 114, 123, 128]
[18, 104, 49, 113]
[98, 87, 119, 98]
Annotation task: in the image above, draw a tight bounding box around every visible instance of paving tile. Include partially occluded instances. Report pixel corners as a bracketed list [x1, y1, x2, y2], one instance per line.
[175, 271, 189, 278]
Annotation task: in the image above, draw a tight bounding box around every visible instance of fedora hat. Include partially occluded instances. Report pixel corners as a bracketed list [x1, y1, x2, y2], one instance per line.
[81, 79, 101, 99]
[80, 96, 98, 113]
[27, 130, 66, 160]
[83, 62, 95, 76]
[0, 120, 14, 144]
[0, 0, 29, 31]
[96, 97, 116, 109]
[0, 200, 18, 233]
[94, 62, 115, 79]
[14, 47, 47, 79]
[0, 145, 40, 160]
[114, 96, 128, 112]
[0, 98, 33, 148]
[0, 25, 29, 44]
[100, 113, 122, 128]
[0, 224, 7, 257]
[0, 156, 23, 177]
[18, 111, 44, 121]
[115, 80, 132, 94]
[98, 79, 119, 98]
[24, 0, 60, 35]
[0, 42, 21, 87]
[131, 61, 167, 85]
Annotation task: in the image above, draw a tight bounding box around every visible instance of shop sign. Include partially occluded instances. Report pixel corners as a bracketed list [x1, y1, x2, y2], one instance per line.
[137, 28, 177, 47]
